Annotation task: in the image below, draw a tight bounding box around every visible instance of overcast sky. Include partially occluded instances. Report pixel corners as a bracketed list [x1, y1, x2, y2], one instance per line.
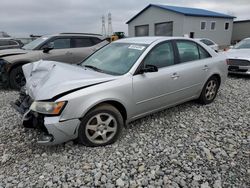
[1, 0, 249, 37]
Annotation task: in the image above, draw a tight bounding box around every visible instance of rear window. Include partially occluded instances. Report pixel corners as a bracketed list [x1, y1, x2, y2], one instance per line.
[176, 40, 211, 63]
[91, 37, 102, 45]
[177, 41, 200, 63]
[200, 39, 214, 46]
[9, 40, 18, 45]
[72, 38, 93, 48]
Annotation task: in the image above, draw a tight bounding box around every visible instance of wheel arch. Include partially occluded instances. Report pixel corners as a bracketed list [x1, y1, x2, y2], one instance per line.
[210, 73, 221, 86]
[80, 100, 128, 125]
[8, 61, 30, 75]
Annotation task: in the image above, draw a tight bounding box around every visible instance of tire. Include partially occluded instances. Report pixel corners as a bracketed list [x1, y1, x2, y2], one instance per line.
[9, 66, 26, 90]
[78, 104, 124, 147]
[198, 76, 219, 105]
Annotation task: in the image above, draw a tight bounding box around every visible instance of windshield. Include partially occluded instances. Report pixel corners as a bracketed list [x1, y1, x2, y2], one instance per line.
[22, 36, 50, 50]
[233, 39, 250, 49]
[81, 43, 148, 75]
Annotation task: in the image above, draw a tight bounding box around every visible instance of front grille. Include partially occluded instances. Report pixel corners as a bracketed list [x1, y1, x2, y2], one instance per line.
[228, 59, 250, 66]
[228, 66, 248, 72]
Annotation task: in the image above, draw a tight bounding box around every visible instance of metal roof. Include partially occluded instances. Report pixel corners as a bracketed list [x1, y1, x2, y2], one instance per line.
[126, 4, 235, 24]
[234, 19, 250, 23]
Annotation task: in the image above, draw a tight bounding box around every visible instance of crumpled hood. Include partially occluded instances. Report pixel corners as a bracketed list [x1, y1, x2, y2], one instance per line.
[23, 60, 116, 100]
[0, 48, 28, 58]
[225, 49, 250, 60]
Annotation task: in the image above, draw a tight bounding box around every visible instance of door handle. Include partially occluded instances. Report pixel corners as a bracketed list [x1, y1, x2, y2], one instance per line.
[202, 65, 209, 71]
[171, 73, 180, 80]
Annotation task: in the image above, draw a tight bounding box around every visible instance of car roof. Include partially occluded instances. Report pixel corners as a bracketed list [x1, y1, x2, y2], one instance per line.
[39, 33, 105, 40]
[58, 33, 105, 39]
[114, 36, 197, 45]
[0, 37, 13, 40]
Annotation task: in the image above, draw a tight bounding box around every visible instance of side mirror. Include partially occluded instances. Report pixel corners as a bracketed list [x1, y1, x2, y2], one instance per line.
[139, 64, 158, 74]
[43, 42, 54, 53]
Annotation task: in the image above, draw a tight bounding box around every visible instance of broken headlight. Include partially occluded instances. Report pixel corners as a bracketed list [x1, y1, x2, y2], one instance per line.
[30, 101, 67, 115]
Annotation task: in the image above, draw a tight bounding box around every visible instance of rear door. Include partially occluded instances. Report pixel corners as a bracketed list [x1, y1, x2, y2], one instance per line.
[66, 37, 96, 64]
[167, 40, 212, 101]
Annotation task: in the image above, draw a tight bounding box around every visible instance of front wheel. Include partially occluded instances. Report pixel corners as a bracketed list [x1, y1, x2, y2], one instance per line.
[198, 76, 219, 104]
[77, 104, 124, 147]
[9, 66, 26, 90]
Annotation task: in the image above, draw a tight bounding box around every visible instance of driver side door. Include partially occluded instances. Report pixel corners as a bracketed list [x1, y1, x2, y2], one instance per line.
[132, 41, 178, 117]
[39, 37, 73, 63]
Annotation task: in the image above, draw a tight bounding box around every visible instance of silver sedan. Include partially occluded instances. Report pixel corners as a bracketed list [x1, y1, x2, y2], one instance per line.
[13, 37, 228, 146]
[226, 38, 250, 75]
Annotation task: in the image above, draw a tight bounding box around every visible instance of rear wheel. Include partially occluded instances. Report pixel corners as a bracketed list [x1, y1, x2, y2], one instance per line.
[9, 66, 26, 90]
[78, 104, 124, 147]
[198, 76, 219, 104]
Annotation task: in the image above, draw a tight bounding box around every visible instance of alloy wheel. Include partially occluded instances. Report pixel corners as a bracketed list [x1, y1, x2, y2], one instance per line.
[205, 80, 217, 101]
[85, 113, 117, 145]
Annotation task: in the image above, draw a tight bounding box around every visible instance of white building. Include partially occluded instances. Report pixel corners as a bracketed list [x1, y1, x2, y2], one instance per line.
[127, 4, 235, 46]
[232, 20, 250, 43]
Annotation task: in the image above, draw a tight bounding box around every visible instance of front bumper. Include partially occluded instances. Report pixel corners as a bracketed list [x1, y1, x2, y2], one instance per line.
[228, 65, 250, 75]
[12, 91, 81, 145]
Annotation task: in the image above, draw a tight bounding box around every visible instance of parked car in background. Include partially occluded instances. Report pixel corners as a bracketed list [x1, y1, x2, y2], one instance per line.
[0, 38, 23, 50]
[196, 38, 219, 52]
[13, 37, 228, 146]
[0, 33, 108, 89]
[226, 38, 250, 75]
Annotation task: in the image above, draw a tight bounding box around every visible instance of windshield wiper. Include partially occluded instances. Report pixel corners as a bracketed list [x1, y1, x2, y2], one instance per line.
[83, 65, 104, 73]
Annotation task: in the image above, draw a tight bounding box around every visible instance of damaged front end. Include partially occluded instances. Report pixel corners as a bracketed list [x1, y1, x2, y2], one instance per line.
[11, 60, 114, 145]
[12, 88, 80, 145]
[11, 88, 54, 143]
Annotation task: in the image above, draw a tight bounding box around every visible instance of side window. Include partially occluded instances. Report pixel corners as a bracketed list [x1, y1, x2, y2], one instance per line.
[176, 41, 199, 63]
[0, 40, 9, 46]
[201, 21, 206, 30]
[91, 37, 102, 45]
[211, 22, 216, 30]
[0, 40, 4, 46]
[52, 38, 70, 49]
[144, 42, 174, 68]
[225, 22, 229, 30]
[72, 38, 93, 48]
[198, 46, 211, 59]
[200, 39, 214, 46]
[9, 40, 18, 46]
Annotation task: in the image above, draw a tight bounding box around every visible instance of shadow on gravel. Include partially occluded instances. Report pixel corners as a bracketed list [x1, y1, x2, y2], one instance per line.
[228, 74, 250, 80]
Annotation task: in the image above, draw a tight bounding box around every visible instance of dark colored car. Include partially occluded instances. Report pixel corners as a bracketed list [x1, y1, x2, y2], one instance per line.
[0, 38, 24, 50]
[0, 33, 108, 89]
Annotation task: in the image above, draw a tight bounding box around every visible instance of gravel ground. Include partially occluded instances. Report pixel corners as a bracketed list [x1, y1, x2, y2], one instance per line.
[0, 76, 249, 188]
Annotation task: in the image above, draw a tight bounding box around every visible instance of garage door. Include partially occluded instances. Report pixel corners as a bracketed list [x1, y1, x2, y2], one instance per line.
[155, 22, 173, 36]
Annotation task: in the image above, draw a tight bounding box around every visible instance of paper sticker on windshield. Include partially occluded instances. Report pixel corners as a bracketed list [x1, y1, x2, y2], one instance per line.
[128, 45, 145, 51]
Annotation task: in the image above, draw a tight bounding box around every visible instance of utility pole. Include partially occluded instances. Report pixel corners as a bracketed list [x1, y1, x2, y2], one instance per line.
[101, 15, 106, 37]
[107, 13, 113, 37]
